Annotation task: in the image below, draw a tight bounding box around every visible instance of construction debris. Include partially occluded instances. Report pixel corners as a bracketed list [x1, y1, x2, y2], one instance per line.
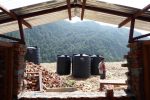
[24, 62, 127, 92]
[24, 62, 63, 91]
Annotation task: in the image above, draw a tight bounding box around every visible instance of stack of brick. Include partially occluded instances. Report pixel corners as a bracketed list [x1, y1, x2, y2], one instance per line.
[25, 72, 40, 91]
[13, 43, 26, 97]
[123, 41, 144, 100]
[25, 62, 63, 91]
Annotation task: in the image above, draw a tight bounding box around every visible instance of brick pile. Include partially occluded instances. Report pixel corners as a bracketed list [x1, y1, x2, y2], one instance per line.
[25, 62, 63, 91]
[124, 41, 144, 100]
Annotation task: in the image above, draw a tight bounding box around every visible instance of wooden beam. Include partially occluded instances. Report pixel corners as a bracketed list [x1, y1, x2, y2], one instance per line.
[0, 4, 32, 29]
[76, 4, 150, 23]
[128, 18, 135, 43]
[18, 19, 25, 44]
[66, 0, 72, 20]
[0, 5, 71, 24]
[20, 5, 75, 19]
[118, 4, 150, 28]
[0, 4, 150, 25]
[39, 72, 43, 91]
[118, 17, 131, 28]
[81, 0, 86, 20]
[0, 41, 13, 47]
[134, 4, 150, 18]
[0, 34, 21, 42]
[133, 33, 150, 40]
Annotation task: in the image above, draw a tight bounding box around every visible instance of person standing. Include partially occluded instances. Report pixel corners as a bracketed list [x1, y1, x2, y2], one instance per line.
[98, 58, 106, 79]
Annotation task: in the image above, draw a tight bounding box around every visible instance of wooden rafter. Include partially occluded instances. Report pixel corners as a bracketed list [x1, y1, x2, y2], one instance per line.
[118, 4, 150, 28]
[18, 19, 25, 44]
[128, 18, 135, 43]
[66, 0, 72, 20]
[0, 4, 150, 25]
[81, 0, 86, 20]
[133, 33, 150, 40]
[0, 34, 21, 42]
[0, 4, 32, 29]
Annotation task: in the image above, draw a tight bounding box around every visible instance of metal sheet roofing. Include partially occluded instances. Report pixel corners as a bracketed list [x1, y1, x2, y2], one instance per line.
[0, 9, 76, 34]
[0, 0, 149, 34]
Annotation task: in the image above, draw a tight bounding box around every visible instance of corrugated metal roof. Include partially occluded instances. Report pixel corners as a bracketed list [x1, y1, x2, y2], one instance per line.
[0, 9, 76, 34]
[81, 10, 150, 31]
[0, 0, 149, 34]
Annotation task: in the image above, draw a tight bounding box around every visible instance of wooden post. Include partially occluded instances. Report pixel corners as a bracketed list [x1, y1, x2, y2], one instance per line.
[106, 89, 114, 100]
[18, 19, 25, 44]
[81, 0, 86, 20]
[39, 72, 43, 91]
[66, 0, 72, 20]
[143, 44, 150, 100]
[128, 18, 135, 43]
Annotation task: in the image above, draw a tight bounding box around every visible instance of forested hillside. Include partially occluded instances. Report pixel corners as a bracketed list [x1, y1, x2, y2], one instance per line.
[5, 20, 141, 62]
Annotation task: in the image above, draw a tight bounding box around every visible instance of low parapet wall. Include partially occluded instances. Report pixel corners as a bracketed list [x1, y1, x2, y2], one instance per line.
[19, 90, 134, 100]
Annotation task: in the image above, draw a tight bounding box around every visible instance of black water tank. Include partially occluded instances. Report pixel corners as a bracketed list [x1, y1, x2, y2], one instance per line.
[72, 54, 77, 71]
[91, 55, 103, 75]
[72, 54, 91, 78]
[26, 46, 40, 64]
[57, 55, 71, 75]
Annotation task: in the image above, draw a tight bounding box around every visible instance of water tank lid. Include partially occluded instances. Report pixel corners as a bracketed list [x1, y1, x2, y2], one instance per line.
[27, 47, 36, 49]
[75, 54, 88, 57]
[91, 55, 97, 57]
[59, 55, 69, 57]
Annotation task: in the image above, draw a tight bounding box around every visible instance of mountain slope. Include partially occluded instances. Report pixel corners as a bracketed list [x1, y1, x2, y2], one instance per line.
[6, 20, 141, 62]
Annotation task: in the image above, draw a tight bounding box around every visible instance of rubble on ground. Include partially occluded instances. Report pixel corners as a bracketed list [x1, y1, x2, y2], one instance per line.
[24, 62, 127, 92]
[24, 62, 63, 91]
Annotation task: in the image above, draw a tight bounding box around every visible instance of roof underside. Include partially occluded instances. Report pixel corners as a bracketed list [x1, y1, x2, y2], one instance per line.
[0, 0, 150, 34]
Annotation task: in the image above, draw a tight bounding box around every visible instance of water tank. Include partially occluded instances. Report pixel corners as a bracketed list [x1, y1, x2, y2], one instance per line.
[91, 55, 103, 75]
[57, 55, 71, 75]
[25, 46, 40, 64]
[72, 54, 91, 78]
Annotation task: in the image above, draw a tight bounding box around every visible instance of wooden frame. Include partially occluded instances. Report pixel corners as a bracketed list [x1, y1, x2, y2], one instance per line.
[66, 0, 72, 20]
[0, 3, 149, 25]
[118, 4, 150, 43]
[142, 43, 150, 100]
[0, 40, 13, 47]
[0, 43, 14, 100]
[128, 18, 135, 43]
[0, 34, 21, 42]
[133, 33, 150, 40]
[18, 19, 25, 44]
[81, 0, 86, 20]
[0, 4, 32, 29]
[99, 80, 126, 91]
[118, 4, 150, 28]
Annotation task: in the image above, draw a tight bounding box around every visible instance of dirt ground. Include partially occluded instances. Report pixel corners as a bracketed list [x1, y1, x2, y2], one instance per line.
[40, 61, 128, 92]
